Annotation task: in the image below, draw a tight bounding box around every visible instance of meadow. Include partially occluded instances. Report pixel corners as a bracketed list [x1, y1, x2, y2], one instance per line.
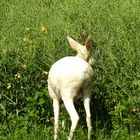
[0, 0, 140, 139]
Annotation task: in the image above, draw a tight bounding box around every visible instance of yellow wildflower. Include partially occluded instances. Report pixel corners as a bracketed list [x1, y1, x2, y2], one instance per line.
[7, 83, 12, 89]
[14, 73, 21, 79]
[41, 26, 48, 33]
[21, 64, 27, 69]
[23, 37, 30, 45]
[132, 107, 139, 113]
[42, 71, 48, 75]
[25, 27, 30, 32]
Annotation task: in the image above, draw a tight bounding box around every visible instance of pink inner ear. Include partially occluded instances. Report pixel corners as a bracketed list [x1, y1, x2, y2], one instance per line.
[67, 36, 78, 51]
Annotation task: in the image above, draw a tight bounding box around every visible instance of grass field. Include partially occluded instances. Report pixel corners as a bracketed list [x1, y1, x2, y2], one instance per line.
[0, 0, 140, 139]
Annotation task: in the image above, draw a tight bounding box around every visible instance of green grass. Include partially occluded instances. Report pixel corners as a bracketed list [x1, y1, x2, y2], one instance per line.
[1, 125, 140, 140]
[0, 0, 140, 139]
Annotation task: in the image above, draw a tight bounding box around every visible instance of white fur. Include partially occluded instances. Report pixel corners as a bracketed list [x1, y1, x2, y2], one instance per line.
[48, 36, 94, 140]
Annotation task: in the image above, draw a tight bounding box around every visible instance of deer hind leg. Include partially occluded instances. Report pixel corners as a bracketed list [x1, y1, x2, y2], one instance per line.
[48, 84, 60, 140]
[62, 91, 79, 140]
[83, 91, 92, 140]
[53, 99, 60, 140]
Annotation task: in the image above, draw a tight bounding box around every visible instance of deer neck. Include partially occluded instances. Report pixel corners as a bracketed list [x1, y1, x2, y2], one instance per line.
[76, 53, 95, 66]
[76, 53, 89, 62]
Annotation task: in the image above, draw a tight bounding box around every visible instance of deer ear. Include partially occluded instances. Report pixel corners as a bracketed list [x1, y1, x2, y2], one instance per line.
[85, 36, 93, 50]
[67, 36, 81, 51]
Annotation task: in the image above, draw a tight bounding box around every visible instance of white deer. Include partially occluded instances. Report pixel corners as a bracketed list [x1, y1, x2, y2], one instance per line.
[48, 36, 94, 140]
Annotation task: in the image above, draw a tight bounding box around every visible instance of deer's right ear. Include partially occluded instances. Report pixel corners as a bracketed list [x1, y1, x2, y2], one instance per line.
[85, 36, 93, 50]
[67, 36, 81, 51]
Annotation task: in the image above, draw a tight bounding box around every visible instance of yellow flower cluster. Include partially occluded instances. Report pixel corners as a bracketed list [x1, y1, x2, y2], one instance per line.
[14, 73, 21, 79]
[6, 72, 21, 89]
[7, 83, 12, 89]
[22, 25, 48, 46]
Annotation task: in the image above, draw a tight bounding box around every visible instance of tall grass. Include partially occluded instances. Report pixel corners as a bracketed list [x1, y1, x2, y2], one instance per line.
[0, 0, 140, 139]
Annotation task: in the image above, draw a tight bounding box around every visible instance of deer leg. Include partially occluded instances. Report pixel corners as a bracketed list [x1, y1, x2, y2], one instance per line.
[83, 93, 92, 140]
[53, 99, 60, 140]
[62, 98, 79, 140]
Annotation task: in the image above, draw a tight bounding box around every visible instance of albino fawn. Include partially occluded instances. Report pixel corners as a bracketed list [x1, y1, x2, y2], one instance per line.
[48, 36, 94, 140]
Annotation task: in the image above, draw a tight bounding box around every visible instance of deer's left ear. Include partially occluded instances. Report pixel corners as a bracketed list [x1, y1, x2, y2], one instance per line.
[85, 36, 93, 50]
[67, 36, 82, 51]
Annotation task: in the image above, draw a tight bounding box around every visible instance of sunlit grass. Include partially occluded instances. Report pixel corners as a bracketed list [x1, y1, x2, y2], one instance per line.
[0, 0, 140, 139]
